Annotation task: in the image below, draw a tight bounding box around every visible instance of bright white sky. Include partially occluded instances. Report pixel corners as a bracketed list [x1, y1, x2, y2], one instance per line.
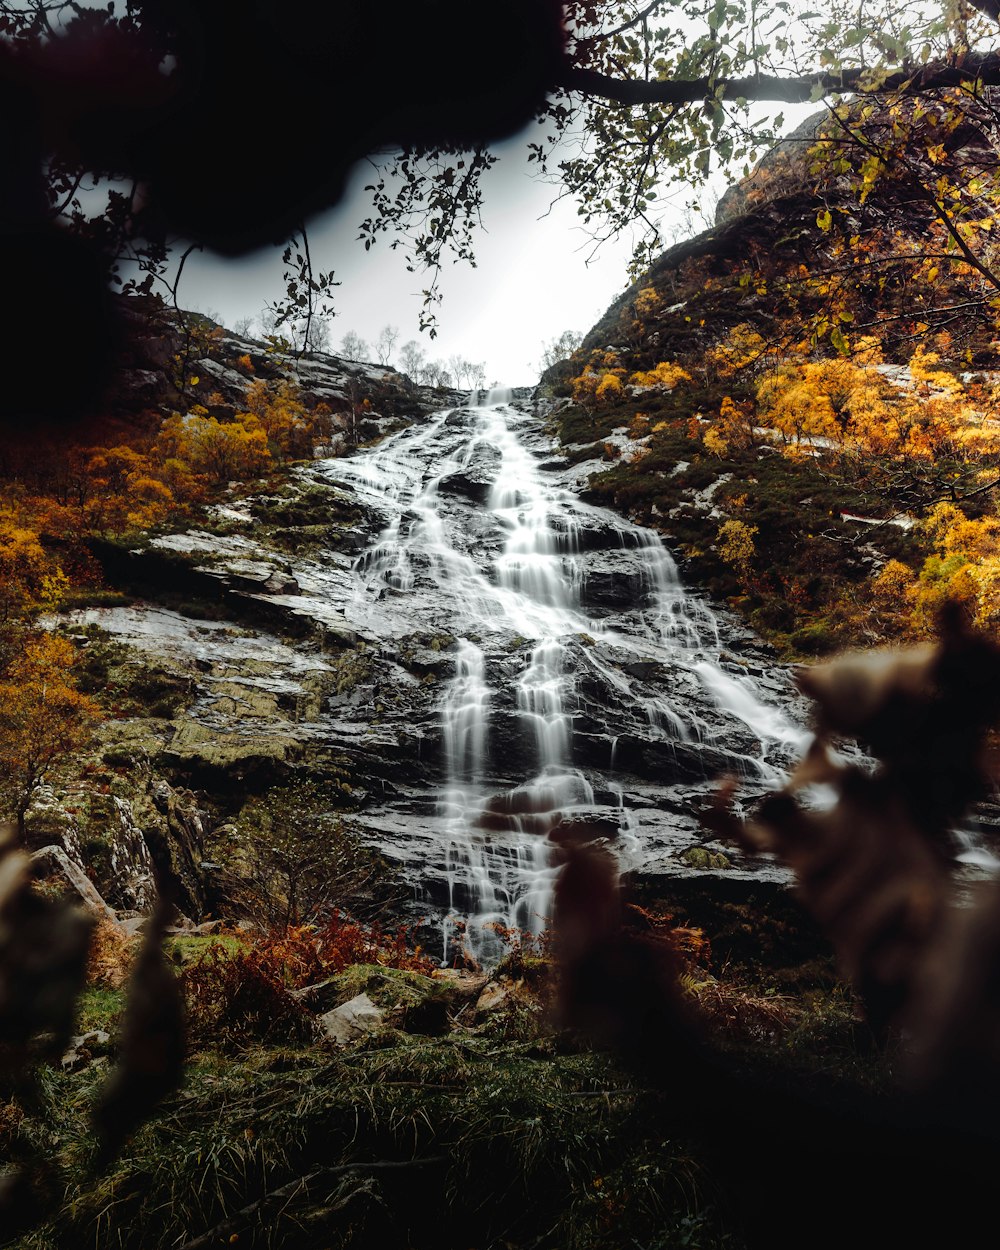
[180, 107, 818, 386]
[180, 135, 723, 387]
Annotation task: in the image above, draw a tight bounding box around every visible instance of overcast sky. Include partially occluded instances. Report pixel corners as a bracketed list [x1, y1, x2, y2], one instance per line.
[179, 104, 818, 386]
[179, 136, 722, 386]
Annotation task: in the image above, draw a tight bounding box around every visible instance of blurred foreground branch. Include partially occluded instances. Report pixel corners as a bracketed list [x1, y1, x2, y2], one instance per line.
[555, 603, 1000, 1248]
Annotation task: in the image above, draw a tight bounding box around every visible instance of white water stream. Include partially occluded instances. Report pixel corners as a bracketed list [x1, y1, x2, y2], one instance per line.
[331, 391, 809, 962]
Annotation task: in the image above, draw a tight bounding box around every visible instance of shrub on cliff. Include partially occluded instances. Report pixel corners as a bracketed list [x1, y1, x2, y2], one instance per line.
[220, 780, 387, 928]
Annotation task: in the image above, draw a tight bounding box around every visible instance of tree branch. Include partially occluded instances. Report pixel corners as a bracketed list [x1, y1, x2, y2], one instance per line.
[560, 51, 1000, 106]
[585, 0, 668, 45]
[968, 0, 1000, 25]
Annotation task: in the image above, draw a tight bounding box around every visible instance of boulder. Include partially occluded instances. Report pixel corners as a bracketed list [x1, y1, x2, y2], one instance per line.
[438, 443, 502, 503]
[319, 992, 384, 1043]
[61, 1029, 112, 1072]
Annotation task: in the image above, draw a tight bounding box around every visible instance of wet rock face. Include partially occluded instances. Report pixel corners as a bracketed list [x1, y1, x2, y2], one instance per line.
[581, 552, 648, 609]
[144, 781, 209, 919]
[438, 443, 503, 503]
[71, 398, 807, 946]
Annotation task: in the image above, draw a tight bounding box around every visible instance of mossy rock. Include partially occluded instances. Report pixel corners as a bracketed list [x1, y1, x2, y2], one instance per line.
[679, 846, 732, 870]
[304, 964, 446, 1013]
[163, 932, 243, 964]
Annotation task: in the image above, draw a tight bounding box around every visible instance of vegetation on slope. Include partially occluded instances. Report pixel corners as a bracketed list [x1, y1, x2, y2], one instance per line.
[545, 92, 1000, 656]
[9, 895, 871, 1250]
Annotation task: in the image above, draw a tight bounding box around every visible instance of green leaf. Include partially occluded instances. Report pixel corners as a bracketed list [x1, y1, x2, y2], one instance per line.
[830, 325, 849, 355]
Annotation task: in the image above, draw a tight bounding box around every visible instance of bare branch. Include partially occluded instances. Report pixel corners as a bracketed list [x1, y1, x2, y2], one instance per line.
[560, 51, 1000, 107]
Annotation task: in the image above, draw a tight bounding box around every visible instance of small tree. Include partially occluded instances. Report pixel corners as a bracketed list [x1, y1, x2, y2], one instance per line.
[0, 634, 101, 839]
[399, 339, 426, 379]
[539, 330, 584, 374]
[339, 330, 369, 362]
[296, 315, 331, 353]
[232, 315, 257, 339]
[374, 324, 400, 366]
[225, 780, 382, 927]
[717, 519, 758, 583]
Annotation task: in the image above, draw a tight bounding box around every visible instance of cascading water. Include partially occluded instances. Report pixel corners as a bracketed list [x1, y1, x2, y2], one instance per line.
[325, 391, 809, 964]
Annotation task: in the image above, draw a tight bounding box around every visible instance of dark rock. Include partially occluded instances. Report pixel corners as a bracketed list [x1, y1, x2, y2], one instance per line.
[290, 976, 343, 1014]
[404, 646, 455, 677]
[548, 810, 622, 845]
[143, 782, 208, 919]
[581, 555, 647, 609]
[217, 560, 300, 596]
[61, 1030, 113, 1072]
[400, 996, 451, 1035]
[438, 443, 502, 503]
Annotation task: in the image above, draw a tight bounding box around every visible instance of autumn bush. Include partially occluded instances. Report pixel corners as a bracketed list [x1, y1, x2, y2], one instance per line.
[0, 632, 102, 833]
[182, 939, 317, 1050]
[182, 917, 434, 1050]
[87, 918, 136, 989]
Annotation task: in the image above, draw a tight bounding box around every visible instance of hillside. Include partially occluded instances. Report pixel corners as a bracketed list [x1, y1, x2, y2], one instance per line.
[0, 302, 883, 1250]
[543, 96, 1000, 656]
[5, 99, 1000, 1250]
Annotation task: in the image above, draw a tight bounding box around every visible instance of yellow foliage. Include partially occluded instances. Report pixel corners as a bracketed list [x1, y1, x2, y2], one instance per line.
[718, 519, 758, 576]
[909, 345, 963, 395]
[852, 335, 884, 365]
[756, 368, 839, 445]
[921, 501, 1000, 560]
[634, 287, 661, 318]
[83, 445, 178, 533]
[595, 372, 624, 402]
[706, 325, 768, 377]
[0, 520, 70, 622]
[708, 395, 756, 453]
[0, 633, 101, 826]
[629, 360, 692, 390]
[571, 370, 600, 408]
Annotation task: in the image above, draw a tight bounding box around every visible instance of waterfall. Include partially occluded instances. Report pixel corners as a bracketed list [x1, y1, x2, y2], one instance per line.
[324, 394, 807, 965]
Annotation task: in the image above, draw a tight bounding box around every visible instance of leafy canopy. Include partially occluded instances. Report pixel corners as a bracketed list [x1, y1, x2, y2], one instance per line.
[5, 1, 1000, 331]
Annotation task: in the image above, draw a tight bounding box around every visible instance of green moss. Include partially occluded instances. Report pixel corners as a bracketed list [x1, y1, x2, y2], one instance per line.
[787, 621, 839, 656]
[320, 963, 445, 1010]
[331, 645, 373, 694]
[679, 847, 732, 870]
[57, 589, 134, 611]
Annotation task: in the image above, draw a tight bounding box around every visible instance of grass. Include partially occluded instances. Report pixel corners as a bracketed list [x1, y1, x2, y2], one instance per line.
[7, 909, 889, 1250]
[18, 1035, 735, 1250]
[74, 987, 125, 1034]
[162, 932, 244, 964]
